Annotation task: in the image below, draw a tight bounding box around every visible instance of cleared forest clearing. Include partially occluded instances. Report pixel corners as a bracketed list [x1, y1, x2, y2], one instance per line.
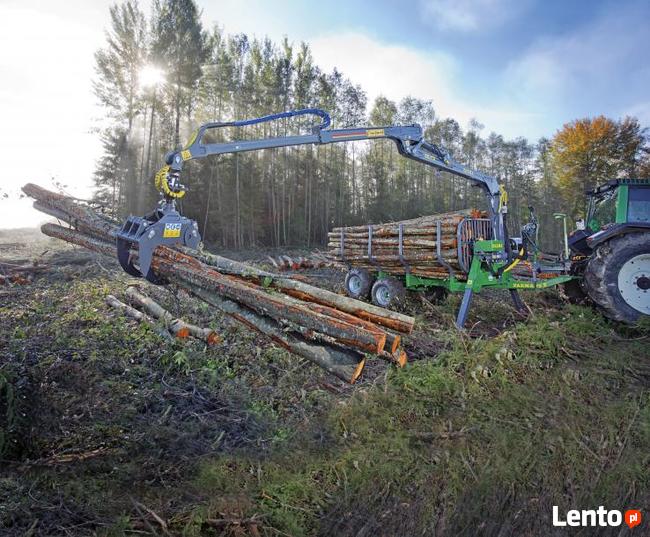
[1, 230, 648, 536]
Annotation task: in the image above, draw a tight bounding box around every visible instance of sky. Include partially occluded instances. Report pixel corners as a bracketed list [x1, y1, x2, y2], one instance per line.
[1, 0, 649, 228]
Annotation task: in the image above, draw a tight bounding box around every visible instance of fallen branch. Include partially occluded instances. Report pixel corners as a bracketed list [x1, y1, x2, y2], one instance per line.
[106, 294, 145, 321]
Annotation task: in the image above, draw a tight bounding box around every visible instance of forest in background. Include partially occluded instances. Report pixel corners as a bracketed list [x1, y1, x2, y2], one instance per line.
[93, 0, 650, 250]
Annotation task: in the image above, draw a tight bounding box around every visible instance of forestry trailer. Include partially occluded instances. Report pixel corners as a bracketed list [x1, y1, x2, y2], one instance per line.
[115, 108, 648, 327]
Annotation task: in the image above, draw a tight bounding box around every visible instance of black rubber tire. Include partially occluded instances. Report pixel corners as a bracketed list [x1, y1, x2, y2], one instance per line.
[423, 287, 449, 304]
[583, 232, 650, 323]
[371, 277, 406, 309]
[344, 268, 373, 299]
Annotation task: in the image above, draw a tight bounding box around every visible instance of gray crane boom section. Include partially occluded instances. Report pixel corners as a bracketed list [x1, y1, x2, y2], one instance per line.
[168, 118, 501, 198]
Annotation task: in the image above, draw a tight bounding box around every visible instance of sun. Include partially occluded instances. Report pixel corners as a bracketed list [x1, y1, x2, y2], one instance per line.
[139, 65, 165, 88]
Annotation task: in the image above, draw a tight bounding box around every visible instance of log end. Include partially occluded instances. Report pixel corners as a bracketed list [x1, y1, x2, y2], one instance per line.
[206, 331, 222, 345]
[397, 350, 408, 368]
[351, 357, 366, 384]
[175, 327, 191, 339]
[390, 335, 401, 354]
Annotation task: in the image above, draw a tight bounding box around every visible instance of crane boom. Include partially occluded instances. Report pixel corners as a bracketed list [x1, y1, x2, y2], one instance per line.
[164, 108, 501, 197]
[118, 108, 507, 283]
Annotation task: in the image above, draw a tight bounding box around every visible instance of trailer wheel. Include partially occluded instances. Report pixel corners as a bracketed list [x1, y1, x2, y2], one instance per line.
[371, 278, 405, 309]
[344, 268, 373, 299]
[584, 232, 650, 322]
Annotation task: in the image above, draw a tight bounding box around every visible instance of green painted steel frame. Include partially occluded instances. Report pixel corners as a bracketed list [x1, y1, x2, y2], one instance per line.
[380, 238, 574, 295]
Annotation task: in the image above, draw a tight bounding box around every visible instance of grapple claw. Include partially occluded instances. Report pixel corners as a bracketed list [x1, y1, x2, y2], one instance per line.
[116, 203, 201, 284]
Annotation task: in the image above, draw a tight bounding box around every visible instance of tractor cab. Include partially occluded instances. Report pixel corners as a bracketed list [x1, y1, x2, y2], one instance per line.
[569, 179, 650, 256]
[587, 179, 650, 229]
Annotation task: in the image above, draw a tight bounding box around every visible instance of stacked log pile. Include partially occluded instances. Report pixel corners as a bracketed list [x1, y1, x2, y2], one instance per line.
[266, 253, 332, 271]
[328, 209, 486, 279]
[23, 184, 415, 384]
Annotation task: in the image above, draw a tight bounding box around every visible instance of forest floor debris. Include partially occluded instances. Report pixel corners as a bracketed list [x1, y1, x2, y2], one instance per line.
[1, 229, 649, 536]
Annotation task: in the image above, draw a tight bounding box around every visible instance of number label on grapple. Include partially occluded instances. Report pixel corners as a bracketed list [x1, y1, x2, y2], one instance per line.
[163, 223, 182, 238]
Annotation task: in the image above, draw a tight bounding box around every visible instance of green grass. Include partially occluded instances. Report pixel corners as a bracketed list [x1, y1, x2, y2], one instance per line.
[184, 303, 650, 536]
[1, 275, 648, 536]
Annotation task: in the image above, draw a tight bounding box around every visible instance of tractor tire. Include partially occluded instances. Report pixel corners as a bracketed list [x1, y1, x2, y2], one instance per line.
[583, 232, 650, 323]
[344, 268, 373, 299]
[371, 277, 406, 309]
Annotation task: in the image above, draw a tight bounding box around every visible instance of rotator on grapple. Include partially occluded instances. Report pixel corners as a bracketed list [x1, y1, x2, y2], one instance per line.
[116, 167, 200, 284]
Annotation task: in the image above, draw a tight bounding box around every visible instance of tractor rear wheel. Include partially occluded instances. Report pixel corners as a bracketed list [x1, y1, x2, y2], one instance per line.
[584, 232, 650, 322]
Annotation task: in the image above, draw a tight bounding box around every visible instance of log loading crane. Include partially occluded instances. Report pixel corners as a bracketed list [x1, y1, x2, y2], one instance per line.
[116, 108, 572, 327]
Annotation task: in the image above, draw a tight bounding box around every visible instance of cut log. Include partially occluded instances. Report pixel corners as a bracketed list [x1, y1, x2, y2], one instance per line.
[328, 252, 458, 263]
[328, 208, 490, 280]
[190, 287, 366, 383]
[41, 223, 115, 257]
[105, 294, 173, 340]
[106, 294, 145, 321]
[125, 286, 220, 344]
[327, 226, 455, 238]
[267, 256, 281, 270]
[329, 237, 456, 248]
[183, 248, 415, 334]
[330, 211, 472, 234]
[379, 348, 408, 367]
[26, 184, 415, 383]
[24, 184, 117, 242]
[152, 251, 387, 354]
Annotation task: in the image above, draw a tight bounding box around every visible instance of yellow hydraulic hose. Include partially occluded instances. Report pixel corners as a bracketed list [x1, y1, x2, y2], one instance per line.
[154, 165, 185, 199]
[503, 248, 526, 273]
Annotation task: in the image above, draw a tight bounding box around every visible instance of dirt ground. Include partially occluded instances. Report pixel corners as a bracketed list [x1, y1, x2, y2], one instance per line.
[1, 228, 649, 536]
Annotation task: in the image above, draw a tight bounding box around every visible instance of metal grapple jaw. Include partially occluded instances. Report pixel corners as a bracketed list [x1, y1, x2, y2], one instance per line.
[116, 202, 201, 284]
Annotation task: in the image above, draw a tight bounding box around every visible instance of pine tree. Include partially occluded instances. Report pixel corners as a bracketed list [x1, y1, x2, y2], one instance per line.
[151, 0, 209, 148]
[93, 0, 148, 213]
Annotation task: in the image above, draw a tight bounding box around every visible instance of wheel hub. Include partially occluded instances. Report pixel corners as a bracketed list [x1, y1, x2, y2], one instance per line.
[618, 253, 650, 314]
[348, 275, 362, 294]
[376, 286, 391, 307]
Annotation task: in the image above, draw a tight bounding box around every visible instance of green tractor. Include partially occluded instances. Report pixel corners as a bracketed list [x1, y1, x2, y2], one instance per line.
[566, 179, 650, 322]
